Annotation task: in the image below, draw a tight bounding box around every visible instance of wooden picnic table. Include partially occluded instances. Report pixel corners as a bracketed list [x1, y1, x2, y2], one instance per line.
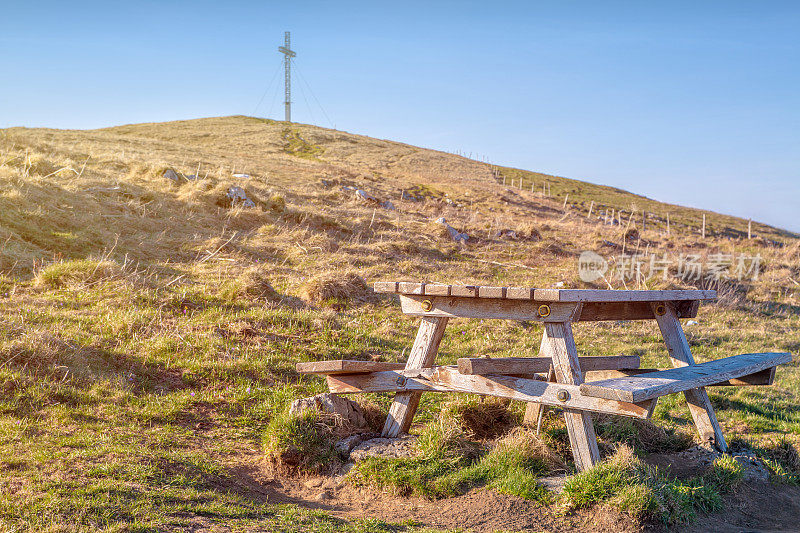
[298, 282, 791, 471]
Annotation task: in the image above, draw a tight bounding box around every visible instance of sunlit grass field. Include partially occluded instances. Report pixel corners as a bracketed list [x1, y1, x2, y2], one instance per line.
[1, 116, 799, 531]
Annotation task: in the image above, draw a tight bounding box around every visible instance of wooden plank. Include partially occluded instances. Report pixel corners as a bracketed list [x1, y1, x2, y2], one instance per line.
[458, 355, 641, 375]
[580, 352, 792, 402]
[450, 285, 480, 297]
[534, 289, 717, 303]
[725, 367, 776, 386]
[543, 321, 601, 472]
[373, 281, 399, 293]
[523, 331, 550, 428]
[653, 302, 727, 452]
[586, 367, 778, 386]
[399, 296, 697, 323]
[423, 283, 451, 296]
[399, 295, 580, 322]
[373, 284, 716, 303]
[328, 367, 654, 419]
[507, 287, 535, 300]
[576, 300, 699, 321]
[478, 286, 507, 299]
[296, 360, 406, 375]
[382, 316, 449, 437]
[398, 282, 425, 295]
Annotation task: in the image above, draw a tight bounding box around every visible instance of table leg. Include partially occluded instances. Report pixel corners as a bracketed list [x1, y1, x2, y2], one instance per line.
[381, 316, 449, 437]
[523, 332, 550, 428]
[651, 302, 727, 452]
[543, 321, 601, 471]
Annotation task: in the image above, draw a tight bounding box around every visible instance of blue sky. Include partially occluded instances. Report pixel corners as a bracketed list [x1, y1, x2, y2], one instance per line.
[2, 1, 798, 232]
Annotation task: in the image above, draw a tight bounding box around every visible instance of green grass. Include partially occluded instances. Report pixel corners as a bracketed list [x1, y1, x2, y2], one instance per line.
[561, 447, 742, 524]
[350, 417, 553, 503]
[282, 127, 324, 160]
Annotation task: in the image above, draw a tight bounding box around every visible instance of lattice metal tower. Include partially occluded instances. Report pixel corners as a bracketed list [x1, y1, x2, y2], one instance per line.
[278, 31, 296, 122]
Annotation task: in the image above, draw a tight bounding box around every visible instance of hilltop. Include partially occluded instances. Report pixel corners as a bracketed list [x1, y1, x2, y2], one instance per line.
[0, 116, 799, 532]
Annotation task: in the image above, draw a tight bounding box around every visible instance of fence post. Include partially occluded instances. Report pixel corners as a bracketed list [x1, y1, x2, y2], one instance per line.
[587, 200, 594, 218]
[748, 219, 752, 240]
[702, 214, 706, 239]
[562, 194, 569, 209]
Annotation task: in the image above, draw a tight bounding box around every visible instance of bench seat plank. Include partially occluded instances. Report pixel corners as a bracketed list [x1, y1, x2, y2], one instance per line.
[457, 355, 641, 375]
[580, 352, 792, 402]
[296, 360, 406, 375]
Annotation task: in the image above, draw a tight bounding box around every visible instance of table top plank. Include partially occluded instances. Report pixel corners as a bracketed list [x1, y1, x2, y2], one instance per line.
[374, 282, 715, 302]
[534, 289, 717, 302]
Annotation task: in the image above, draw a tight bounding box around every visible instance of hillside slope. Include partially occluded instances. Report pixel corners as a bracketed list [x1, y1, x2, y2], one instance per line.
[1, 116, 800, 532]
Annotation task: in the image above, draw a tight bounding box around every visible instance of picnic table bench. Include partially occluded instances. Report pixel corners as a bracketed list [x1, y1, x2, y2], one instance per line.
[297, 282, 792, 471]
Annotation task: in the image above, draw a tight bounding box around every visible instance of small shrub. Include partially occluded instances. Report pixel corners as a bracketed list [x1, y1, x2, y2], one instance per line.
[34, 259, 124, 289]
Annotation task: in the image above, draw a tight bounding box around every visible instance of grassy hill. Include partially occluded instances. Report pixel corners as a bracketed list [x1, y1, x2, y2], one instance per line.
[0, 116, 799, 531]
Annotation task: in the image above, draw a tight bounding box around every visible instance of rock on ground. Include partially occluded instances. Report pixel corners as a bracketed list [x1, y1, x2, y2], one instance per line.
[163, 169, 180, 181]
[349, 435, 418, 462]
[436, 217, 469, 244]
[289, 393, 369, 429]
[226, 186, 256, 208]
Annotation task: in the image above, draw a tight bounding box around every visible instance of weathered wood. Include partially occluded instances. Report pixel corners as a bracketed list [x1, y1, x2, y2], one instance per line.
[524, 362, 554, 430]
[399, 295, 580, 322]
[373, 281, 399, 293]
[398, 282, 424, 295]
[458, 355, 641, 375]
[580, 352, 792, 402]
[653, 302, 727, 452]
[585, 367, 777, 386]
[535, 289, 716, 303]
[399, 295, 698, 323]
[328, 367, 654, 419]
[478, 286, 507, 298]
[373, 282, 716, 304]
[576, 300, 700, 321]
[543, 322, 601, 471]
[507, 287, 535, 300]
[450, 285, 479, 297]
[423, 283, 451, 296]
[296, 360, 406, 375]
[382, 316, 449, 437]
[523, 332, 550, 428]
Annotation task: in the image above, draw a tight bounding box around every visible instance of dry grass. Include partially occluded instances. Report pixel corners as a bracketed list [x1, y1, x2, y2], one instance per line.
[1, 116, 799, 530]
[299, 272, 370, 305]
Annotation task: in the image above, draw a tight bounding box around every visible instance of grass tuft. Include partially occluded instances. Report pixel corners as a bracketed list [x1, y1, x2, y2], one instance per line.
[34, 258, 127, 289]
[300, 272, 370, 307]
[560, 445, 742, 524]
[263, 409, 342, 475]
[440, 396, 518, 440]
